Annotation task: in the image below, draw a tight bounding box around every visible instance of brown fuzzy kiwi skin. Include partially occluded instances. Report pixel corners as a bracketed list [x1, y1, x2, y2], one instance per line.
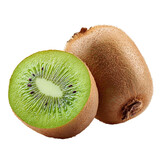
[13, 68, 98, 139]
[65, 25, 153, 124]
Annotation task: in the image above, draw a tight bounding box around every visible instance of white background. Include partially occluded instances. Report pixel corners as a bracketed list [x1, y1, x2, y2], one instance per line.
[0, 0, 159, 160]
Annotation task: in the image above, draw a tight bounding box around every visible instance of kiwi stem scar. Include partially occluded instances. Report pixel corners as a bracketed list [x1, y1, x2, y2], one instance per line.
[121, 100, 142, 120]
[35, 78, 63, 98]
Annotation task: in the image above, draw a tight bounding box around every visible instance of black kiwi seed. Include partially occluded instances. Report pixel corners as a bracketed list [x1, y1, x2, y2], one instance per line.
[32, 74, 35, 76]
[29, 78, 32, 81]
[68, 85, 73, 87]
[41, 67, 44, 70]
[73, 91, 76, 93]
[27, 84, 32, 87]
[30, 91, 34, 94]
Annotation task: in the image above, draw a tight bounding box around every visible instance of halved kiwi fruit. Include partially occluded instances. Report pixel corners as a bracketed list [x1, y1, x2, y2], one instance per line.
[65, 25, 153, 124]
[8, 50, 98, 138]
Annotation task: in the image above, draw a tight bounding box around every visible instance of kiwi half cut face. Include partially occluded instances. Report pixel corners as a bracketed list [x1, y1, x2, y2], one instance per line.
[9, 50, 98, 138]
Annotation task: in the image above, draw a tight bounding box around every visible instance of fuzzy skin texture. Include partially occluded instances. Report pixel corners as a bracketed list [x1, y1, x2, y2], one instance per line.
[65, 25, 153, 124]
[15, 69, 98, 139]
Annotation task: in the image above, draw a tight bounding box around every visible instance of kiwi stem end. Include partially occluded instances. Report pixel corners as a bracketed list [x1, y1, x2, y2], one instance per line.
[121, 100, 142, 121]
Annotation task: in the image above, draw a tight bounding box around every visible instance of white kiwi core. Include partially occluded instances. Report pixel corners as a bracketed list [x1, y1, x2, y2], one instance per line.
[36, 78, 63, 97]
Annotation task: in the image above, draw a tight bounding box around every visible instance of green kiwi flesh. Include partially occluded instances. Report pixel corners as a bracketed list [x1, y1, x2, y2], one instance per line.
[65, 25, 153, 124]
[9, 50, 98, 138]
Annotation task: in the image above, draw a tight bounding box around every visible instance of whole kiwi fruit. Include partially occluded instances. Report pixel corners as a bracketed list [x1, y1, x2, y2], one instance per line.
[65, 25, 153, 124]
[8, 50, 98, 138]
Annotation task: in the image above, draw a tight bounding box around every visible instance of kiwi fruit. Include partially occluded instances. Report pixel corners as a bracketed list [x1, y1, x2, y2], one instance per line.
[8, 50, 98, 138]
[65, 25, 153, 124]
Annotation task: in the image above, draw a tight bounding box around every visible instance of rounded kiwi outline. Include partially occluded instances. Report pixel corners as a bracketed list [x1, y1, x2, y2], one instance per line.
[9, 50, 99, 138]
[65, 25, 153, 124]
